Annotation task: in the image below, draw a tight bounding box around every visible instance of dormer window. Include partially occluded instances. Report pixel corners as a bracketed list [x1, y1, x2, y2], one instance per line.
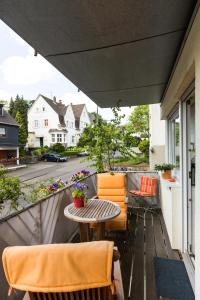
[0, 127, 6, 137]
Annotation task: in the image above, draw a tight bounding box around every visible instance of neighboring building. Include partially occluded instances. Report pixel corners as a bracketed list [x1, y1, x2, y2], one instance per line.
[27, 94, 90, 148]
[149, 104, 166, 170]
[0, 104, 19, 165]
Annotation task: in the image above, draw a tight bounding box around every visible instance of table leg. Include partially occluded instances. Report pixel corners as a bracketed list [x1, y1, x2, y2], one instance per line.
[96, 222, 105, 240]
[79, 223, 90, 242]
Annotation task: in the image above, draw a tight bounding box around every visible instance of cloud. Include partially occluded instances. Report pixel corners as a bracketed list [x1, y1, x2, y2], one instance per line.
[0, 48, 56, 85]
[0, 90, 12, 101]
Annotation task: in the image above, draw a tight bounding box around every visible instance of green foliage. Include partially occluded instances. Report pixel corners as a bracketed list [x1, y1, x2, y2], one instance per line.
[127, 105, 149, 138]
[138, 139, 150, 156]
[50, 143, 65, 153]
[19, 148, 27, 158]
[0, 167, 23, 209]
[32, 147, 49, 157]
[114, 155, 149, 165]
[60, 150, 80, 156]
[9, 95, 29, 135]
[15, 112, 28, 145]
[155, 163, 174, 171]
[78, 104, 134, 172]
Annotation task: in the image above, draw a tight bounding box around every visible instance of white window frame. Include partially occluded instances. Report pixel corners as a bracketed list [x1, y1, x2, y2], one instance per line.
[167, 107, 180, 167]
[44, 119, 48, 127]
[57, 134, 62, 143]
[34, 120, 39, 128]
[51, 134, 55, 143]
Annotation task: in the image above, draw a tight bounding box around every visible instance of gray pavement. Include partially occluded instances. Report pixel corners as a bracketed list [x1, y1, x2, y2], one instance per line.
[9, 157, 95, 185]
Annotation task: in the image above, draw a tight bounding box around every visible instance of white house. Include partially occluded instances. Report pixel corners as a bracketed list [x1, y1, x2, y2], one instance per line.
[28, 94, 90, 148]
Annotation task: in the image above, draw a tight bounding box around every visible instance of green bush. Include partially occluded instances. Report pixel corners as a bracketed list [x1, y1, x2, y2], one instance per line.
[50, 143, 65, 153]
[0, 167, 23, 209]
[60, 150, 81, 157]
[32, 149, 42, 156]
[138, 139, 150, 156]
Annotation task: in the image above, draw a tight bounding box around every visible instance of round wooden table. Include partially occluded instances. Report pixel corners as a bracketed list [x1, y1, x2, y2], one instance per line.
[64, 199, 121, 241]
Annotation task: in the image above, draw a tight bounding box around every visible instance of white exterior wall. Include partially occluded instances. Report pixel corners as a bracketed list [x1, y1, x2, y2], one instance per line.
[149, 104, 166, 170]
[28, 95, 61, 147]
[76, 106, 91, 144]
[161, 8, 200, 298]
[64, 104, 76, 146]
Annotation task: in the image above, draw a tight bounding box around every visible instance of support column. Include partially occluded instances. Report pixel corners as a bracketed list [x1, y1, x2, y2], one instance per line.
[16, 147, 19, 165]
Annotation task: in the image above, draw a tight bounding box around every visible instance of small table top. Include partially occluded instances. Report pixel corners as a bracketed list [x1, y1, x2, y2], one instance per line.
[64, 199, 121, 223]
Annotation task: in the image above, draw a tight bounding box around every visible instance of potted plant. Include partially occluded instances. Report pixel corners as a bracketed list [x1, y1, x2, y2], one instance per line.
[155, 163, 174, 179]
[71, 182, 88, 208]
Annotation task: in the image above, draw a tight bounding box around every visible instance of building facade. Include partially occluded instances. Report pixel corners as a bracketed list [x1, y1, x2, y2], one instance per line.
[28, 94, 90, 148]
[0, 104, 19, 165]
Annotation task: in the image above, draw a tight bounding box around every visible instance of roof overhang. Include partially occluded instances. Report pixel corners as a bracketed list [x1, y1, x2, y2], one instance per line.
[0, 1, 197, 107]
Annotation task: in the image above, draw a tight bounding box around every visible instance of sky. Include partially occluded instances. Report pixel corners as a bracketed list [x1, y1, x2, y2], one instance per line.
[0, 20, 133, 123]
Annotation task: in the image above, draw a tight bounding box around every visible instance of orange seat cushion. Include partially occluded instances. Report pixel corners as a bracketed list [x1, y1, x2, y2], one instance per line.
[96, 173, 127, 231]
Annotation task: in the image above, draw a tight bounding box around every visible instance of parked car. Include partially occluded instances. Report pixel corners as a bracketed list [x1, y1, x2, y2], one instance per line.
[77, 151, 89, 157]
[40, 153, 68, 162]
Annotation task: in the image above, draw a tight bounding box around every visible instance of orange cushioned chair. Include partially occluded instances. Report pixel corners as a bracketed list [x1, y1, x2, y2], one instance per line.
[95, 173, 127, 231]
[129, 175, 157, 213]
[2, 241, 124, 300]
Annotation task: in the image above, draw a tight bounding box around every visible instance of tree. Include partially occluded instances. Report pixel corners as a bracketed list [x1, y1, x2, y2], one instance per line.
[9, 95, 29, 135]
[8, 97, 15, 115]
[127, 105, 149, 138]
[15, 112, 27, 146]
[78, 106, 133, 172]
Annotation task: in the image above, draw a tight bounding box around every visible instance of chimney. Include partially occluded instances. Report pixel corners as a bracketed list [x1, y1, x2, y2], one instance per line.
[0, 104, 3, 116]
[53, 96, 56, 103]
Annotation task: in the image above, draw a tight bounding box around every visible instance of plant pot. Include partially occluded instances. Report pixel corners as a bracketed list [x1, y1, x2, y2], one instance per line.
[73, 197, 85, 208]
[161, 170, 172, 179]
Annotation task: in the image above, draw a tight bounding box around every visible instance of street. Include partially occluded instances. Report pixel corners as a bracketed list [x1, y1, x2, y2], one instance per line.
[9, 157, 95, 186]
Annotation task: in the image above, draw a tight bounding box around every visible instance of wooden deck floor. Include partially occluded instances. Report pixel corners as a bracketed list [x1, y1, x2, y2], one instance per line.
[72, 208, 181, 300]
[110, 209, 181, 300]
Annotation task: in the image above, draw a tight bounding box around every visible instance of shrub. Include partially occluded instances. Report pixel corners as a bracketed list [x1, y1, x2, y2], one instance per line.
[138, 139, 150, 156]
[60, 150, 81, 157]
[32, 149, 42, 156]
[50, 143, 65, 153]
[0, 167, 23, 209]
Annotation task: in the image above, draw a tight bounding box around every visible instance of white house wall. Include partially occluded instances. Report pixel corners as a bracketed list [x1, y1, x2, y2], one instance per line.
[64, 104, 76, 146]
[149, 104, 166, 170]
[77, 106, 91, 143]
[28, 95, 60, 147]
[162, 7, 200, 298]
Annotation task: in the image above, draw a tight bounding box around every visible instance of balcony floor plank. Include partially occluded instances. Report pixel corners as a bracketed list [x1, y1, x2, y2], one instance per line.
[72, 208, 180, 300]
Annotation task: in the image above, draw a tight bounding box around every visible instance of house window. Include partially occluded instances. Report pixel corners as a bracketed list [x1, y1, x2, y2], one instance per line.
[34, 120, 39, 128]
[57, 134, 62, 143]
[42, 107, 45, 111]
[51, 134, 55, 143]
[44, 119, 48, 127]
[72, 136, 75, 143]
[0, 127, 6, 137]
[63, 134, 66, 142]
[168, 109, 180, 167]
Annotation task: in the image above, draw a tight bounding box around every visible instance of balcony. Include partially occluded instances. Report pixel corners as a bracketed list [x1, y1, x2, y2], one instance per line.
[0, 171, 181, 300]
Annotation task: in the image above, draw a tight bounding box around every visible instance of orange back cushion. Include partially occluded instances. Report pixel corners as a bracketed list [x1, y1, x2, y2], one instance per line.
[97, 173, 126, 205]
[140, 176, 157, 196]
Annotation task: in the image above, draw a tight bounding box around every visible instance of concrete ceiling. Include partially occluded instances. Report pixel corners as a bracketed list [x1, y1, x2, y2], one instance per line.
[0, 1, 197, 107]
